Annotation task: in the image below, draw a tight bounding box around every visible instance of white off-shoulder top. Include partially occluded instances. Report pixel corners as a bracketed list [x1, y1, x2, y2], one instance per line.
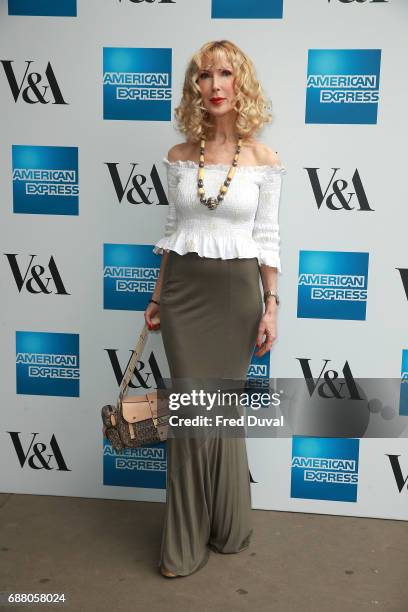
[152, 157, 286, 272]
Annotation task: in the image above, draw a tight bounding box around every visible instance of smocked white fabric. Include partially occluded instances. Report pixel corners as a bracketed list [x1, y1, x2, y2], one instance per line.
[153, 157, 286, 272]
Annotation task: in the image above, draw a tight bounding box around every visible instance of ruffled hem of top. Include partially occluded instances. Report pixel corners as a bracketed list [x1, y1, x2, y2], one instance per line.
[162, 157, 287, 175]
[152, 232, 281, 272]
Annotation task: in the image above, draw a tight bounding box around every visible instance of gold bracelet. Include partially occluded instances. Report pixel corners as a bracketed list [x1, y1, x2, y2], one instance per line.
[263, 290, 280, 305]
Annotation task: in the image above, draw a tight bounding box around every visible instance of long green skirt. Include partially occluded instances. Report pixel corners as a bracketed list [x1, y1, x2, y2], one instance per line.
[158, 250, 263, 576]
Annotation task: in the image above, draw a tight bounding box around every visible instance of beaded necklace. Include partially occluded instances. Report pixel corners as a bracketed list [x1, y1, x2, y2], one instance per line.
[197, 136, 243, 210]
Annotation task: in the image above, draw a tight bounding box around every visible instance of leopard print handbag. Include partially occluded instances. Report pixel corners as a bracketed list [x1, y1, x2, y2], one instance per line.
[101, 319, 169, 451]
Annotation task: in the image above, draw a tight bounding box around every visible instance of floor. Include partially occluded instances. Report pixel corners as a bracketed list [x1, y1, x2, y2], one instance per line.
[0, 492, 407, 612]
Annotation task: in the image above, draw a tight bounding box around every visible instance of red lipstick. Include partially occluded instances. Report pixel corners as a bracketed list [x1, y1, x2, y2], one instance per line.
[209, 97, 225, 105]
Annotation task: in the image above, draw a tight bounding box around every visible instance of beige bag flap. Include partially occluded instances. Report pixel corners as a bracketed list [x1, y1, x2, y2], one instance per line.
[122, 392, 158, 424]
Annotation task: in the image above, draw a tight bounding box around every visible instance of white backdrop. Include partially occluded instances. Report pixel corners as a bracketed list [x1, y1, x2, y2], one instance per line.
[1, 0, 407, 520]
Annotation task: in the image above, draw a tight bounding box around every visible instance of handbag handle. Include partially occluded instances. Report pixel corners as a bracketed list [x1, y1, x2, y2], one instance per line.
[116, 322, 150, 411]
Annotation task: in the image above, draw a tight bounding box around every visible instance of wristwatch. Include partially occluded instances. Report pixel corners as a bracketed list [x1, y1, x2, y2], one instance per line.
[264, 290, 280, 305]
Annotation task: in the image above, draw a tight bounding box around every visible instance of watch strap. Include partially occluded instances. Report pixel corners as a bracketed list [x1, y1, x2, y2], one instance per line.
[263, 290, 280, 305]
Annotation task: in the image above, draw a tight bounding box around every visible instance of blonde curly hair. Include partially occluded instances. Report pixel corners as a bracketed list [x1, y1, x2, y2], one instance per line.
[174, 40, 272, 143]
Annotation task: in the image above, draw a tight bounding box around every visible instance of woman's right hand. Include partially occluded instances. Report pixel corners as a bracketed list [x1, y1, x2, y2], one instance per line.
[145, 301, 161, 331]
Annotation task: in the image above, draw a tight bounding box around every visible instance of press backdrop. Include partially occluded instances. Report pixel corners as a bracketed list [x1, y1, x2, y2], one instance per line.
[1, 0, 407, 521]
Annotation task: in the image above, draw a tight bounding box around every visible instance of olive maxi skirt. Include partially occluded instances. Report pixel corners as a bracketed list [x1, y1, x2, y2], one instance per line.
[158, 250, 263, 576]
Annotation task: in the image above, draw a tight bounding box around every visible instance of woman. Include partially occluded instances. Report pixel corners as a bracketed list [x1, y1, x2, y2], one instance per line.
[144, 40, 286, 578]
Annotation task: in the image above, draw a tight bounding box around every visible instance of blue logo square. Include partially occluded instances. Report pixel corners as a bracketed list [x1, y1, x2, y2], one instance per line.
[247, 350, 270, 380]
[297, 250, 369, 320]
[103, 439, 167, 489]
[8, 0, 76, 16]
[12, 145, 79, 215]
[305, 49, 381, 124]
[104, 244, 161, 311]
[291, 436, 359, 502]
[16, 331, 79, 397]
[103, 47, 172, 121]
[245, 350, 271, 404]
[212, 0, 283, 18]
[399, 349, 408, 416]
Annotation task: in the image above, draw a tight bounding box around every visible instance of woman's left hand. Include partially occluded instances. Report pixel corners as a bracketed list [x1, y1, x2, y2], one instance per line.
[254, 310, 277, 357]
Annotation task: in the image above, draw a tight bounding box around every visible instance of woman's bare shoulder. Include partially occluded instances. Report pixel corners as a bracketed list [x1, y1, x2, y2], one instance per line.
[250, 141, 282, 167]
[167, 142, 196, 162]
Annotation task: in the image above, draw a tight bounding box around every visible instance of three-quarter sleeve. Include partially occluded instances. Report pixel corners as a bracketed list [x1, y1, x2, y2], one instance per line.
[163, 161, 179, 237]
[152, 160, 179, 254]
[252, 166, 286, 273]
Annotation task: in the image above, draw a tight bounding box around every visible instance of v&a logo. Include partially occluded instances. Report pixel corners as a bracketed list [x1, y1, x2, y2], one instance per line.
[306, 167, 373, 211]
[386, 454, 408, 493]
[5, 254, 69, 295]
[1, 60, 68, 104]
[106, 161, 168, 206]
[8, 432, 71, 471]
